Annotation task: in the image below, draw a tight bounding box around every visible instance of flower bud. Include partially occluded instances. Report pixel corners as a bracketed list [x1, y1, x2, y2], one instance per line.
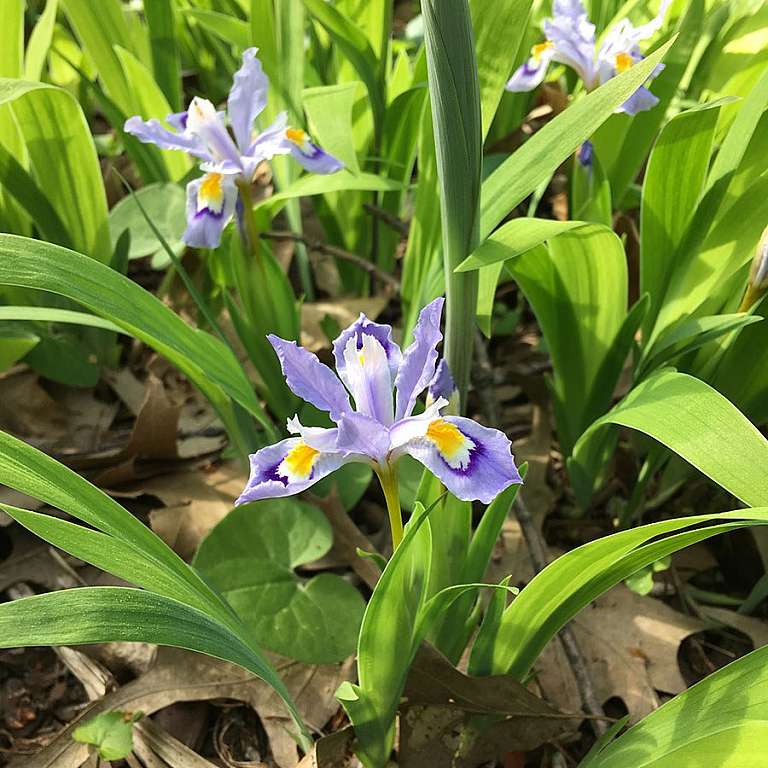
[739, 225, 768, 312]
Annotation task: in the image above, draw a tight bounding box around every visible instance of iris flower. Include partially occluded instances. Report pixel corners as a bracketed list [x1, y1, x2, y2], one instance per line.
[236, 298, 522, 544]
[507, 0, 670, 115]
[125, 48, 342, 248]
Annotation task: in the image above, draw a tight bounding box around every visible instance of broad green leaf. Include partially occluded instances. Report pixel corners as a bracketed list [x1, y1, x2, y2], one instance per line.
[0, 431, 221, 614]
[115, 47, 190, 181]
[0, 329, 38, 371]
[0, 587, 307, 744]
[303, 82, 361, 173]
[470, 0, 532, 139]
[589, 645, 768, 767]
[0, 80, 111, 263]
[143, 0, 182, 111]
[640, 102, 721, 339]
[337, 503, 433, 768]
[302, 0, 385, 129]
[184, 9, 250, 50]
[638, 313, 762, 379]
[479, 39, 674, 239]
[0, 0, 23, 78]
[423, 0, 482, 402]
[712, 302, 768, 424]
[61, 0, 135, 113]
[194, 499, 365, 663]
[254, 171, 402, 217]
[73, 711, 141, 760]
[24, 0, 59, 81]
[506, 225, 627, 454]
[570, 370, 768, 508]
[0, 141, 72, 248]
[108, 183, 186, 266]
[491, 509, 768, 680]
[0, 235, 273, 446]
[337, 0, 391, 60]
[456, 218, 588, 271]
[656, 174, 768, 337]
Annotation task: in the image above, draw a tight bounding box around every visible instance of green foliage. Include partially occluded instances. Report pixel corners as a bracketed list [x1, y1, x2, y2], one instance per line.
[194, 499, 366, 663]
[73, 710, 143, 761]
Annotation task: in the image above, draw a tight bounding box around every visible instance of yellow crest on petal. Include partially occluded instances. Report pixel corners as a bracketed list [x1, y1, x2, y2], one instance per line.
[280, 441, 320, 480]
[198, 172, 224, 212]
[532, 41, 554, 62]
[426, 419, 475, 469]
[615, 52, 633, 73]
[286, 127, 307, 146]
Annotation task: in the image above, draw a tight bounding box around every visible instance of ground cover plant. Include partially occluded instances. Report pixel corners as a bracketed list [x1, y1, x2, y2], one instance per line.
[0, 0, 767, 766]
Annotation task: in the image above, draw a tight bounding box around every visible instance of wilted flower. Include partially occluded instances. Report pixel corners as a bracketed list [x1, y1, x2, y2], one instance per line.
[125, 48, 342, 248]
[507, 0, 670, 115]
[236, 298, 521, 518]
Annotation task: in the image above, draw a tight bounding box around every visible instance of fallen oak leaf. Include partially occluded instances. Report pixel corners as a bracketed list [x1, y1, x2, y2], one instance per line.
[10, 648, 353, 768]
[398, 644, 577, 768]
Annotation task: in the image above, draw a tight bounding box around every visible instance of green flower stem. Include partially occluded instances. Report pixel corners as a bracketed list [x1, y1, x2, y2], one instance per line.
[376, 465, 404, 550]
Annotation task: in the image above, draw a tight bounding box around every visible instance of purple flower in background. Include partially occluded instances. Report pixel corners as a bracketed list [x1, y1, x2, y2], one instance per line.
[506, 0, 670, 115]
[237, 298, 521, 507]
[125, 48, 342, 248]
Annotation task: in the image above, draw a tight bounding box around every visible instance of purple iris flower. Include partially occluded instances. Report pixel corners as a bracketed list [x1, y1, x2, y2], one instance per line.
[124, 48, 343, 249]
[506, 0, 670, 116]
[237, 298, 521, 507]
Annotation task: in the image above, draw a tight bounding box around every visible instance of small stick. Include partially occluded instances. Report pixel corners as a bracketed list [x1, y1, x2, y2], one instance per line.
[260, 231, 401, 290]
[362, 202, 410, 236]
[515, 494, 608, 737]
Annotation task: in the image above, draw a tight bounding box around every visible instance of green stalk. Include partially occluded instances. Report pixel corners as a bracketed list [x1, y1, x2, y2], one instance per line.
[422, 0, 482, 409]
[376, 465, 404, 550]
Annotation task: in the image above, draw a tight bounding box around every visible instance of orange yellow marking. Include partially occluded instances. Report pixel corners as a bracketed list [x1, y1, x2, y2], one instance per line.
[286, 127, 307, 145]
[532, 41, 554, 62]
[427, 419, 467, 459]
[199, 172, 223, 209]
[615, 52, 633, 73]
[281, 441, 320, 479]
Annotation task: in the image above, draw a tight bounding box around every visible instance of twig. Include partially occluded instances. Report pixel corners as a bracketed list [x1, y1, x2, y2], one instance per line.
[363, 202, 410, 236]
[473, 331, 499, 425]
[515, 494, 608, 737]
[260, 230, 401, 291]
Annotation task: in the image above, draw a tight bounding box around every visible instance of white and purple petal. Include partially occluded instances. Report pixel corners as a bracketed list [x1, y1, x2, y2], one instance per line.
[236, 436, 346, 502]
[182, 172, 237, 248]
[394, 297, 444, 420]
[268, 335, 351, 421]
[340, 333, 395, 425]
[124, 115, 211, 161]
[401, 416, 521, 505]
[618, 83, 660, 115]
[228, 47, 270, 153]
[333, 315, 401, 386]
[544, 0, 597, 87]
[285, 129, 344, 174]
[427, 360, 456, 405]
[336, 411, 390, 463]
[186, 97, 244, 170]
[506, 50, 554, 93]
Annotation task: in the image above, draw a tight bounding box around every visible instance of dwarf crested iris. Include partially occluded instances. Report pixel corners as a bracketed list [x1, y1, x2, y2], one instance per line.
[237, 298, 522, 546]
[124, 48, 342, 249]
[507, 0, 670, 115]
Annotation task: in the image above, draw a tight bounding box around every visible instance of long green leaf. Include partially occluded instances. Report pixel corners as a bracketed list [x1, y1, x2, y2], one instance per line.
[570, 370, 768, 507]
[0, 79, 111, 263]
[422, 0, 482, 404]
[24, 0, 60, 81]
[0, 0, 23, 78]
[143, 0, 182, 111]
[640, 102, 721, 340]
[0, 587, 307, 744]
[589, 644, 768, 767]
[490, 510, 768, 679]
[0, 306, 122, 332]
[0, 236, 272, 443]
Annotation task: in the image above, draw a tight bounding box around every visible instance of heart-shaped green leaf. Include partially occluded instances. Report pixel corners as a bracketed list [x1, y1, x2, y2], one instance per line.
[73, 710, 142, 760]
[194, 498, 365, 663]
